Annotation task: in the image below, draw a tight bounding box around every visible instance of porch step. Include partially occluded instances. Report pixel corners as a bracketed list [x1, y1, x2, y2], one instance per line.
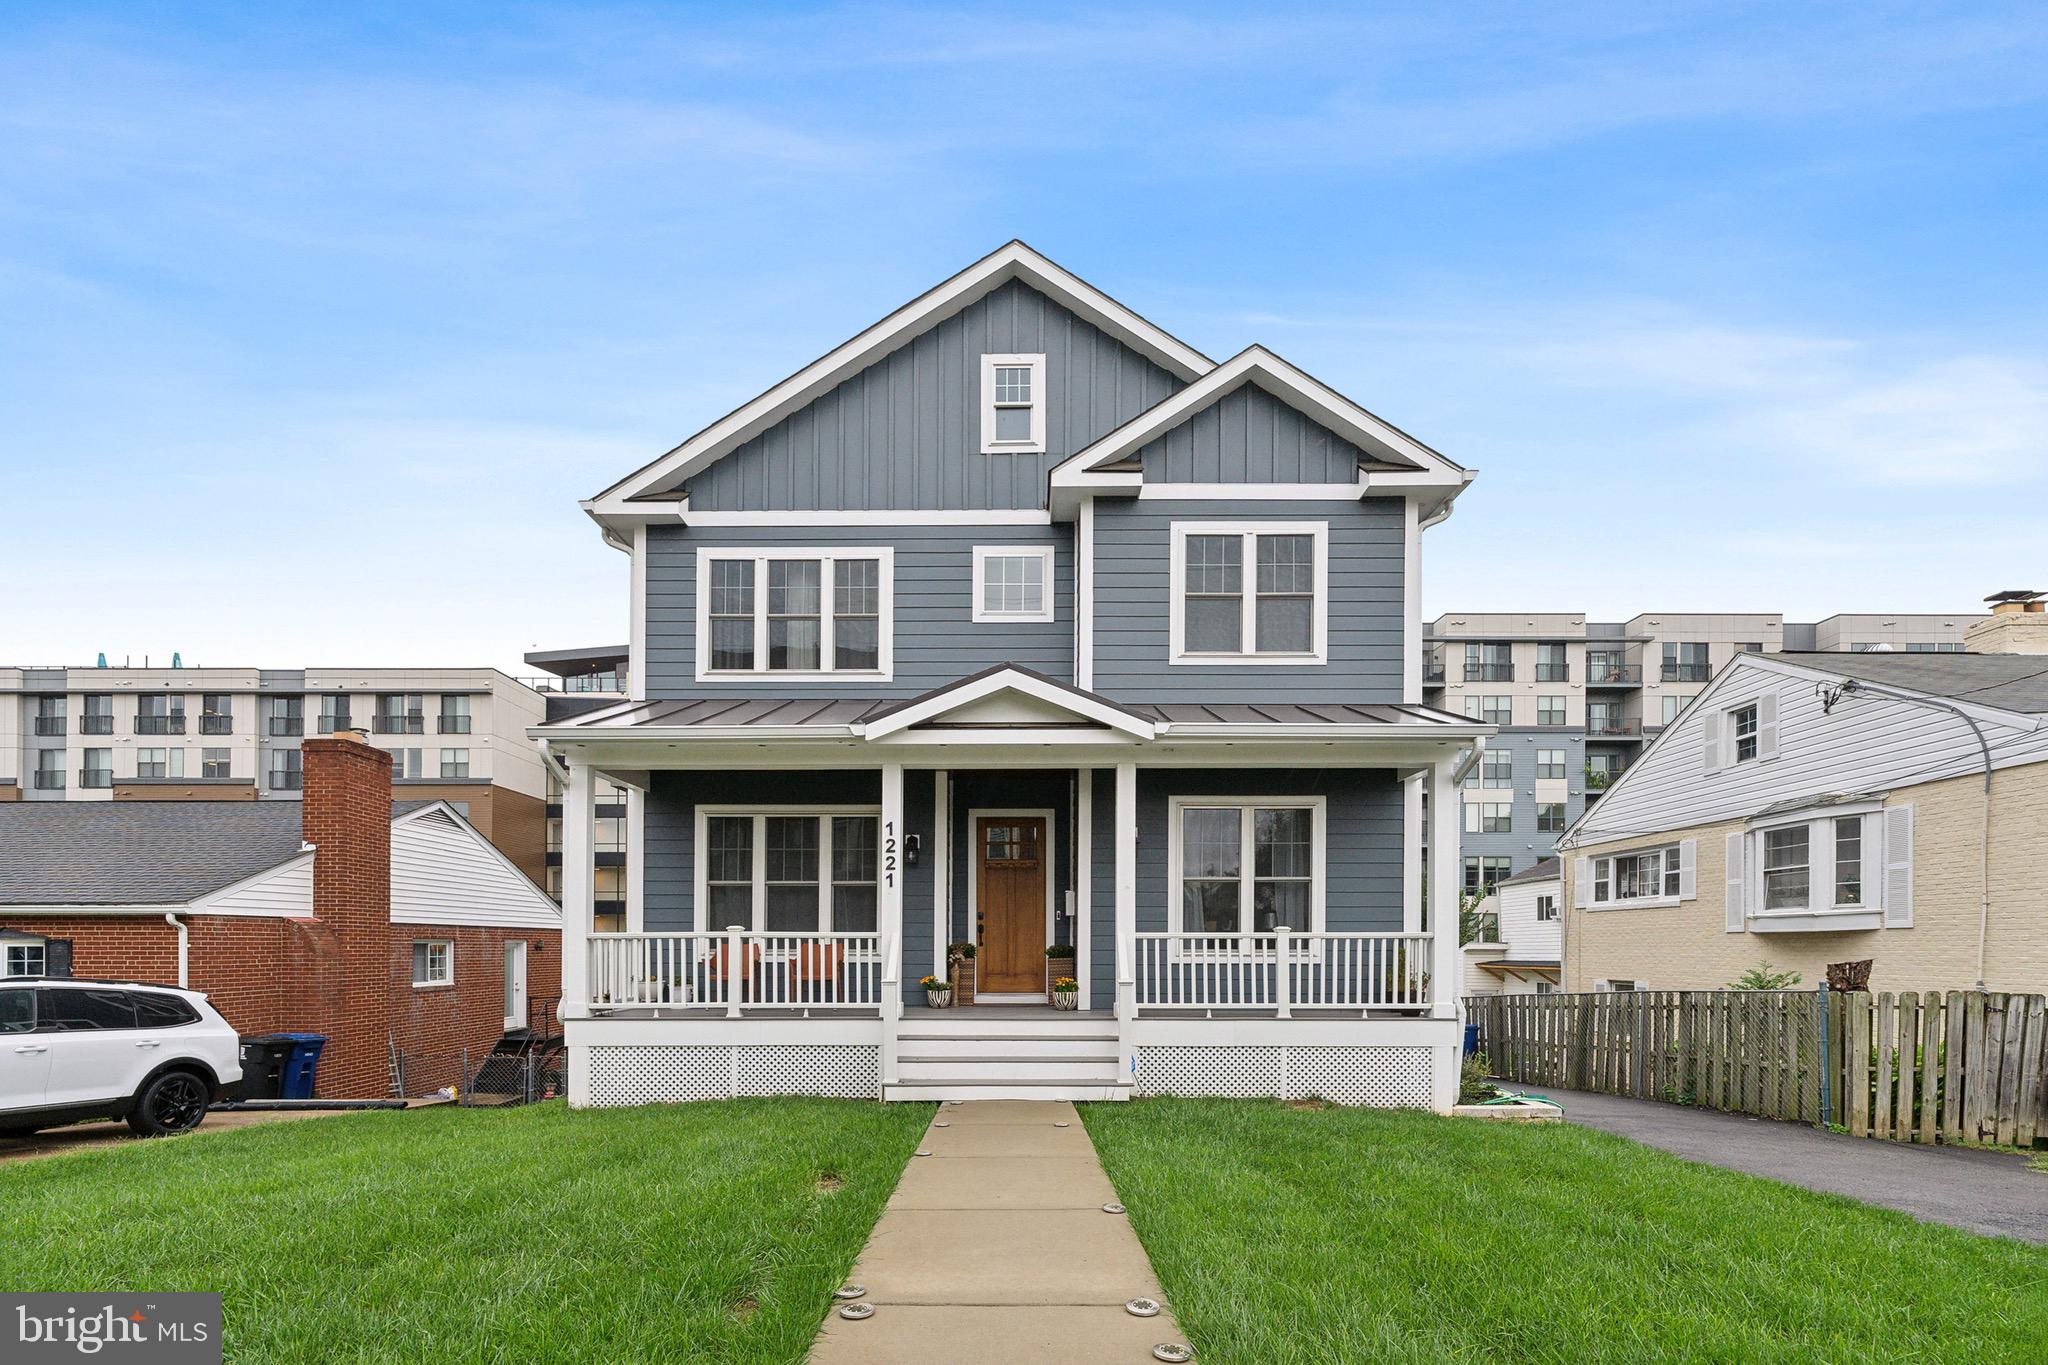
[883, 1079, 1132, 1103]
[895, 1036, 1118, 1060]
[897, 1058, 1121, 1085]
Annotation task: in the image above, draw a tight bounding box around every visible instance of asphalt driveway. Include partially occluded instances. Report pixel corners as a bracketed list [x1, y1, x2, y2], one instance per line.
[1526, 1086, 2048, 1244]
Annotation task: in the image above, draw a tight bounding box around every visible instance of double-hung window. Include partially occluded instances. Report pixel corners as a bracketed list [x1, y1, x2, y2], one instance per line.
[1465, 801, 1512, 834]
[1537, 803, 1567, 834]
[972, 545, 1056, 623]
[440, 748, 470, 779]
[202, 748, 232, 779]
[1481, 750, 1513, 789]
[980, 353, 1046, 453]
[1536, 748, 1567, 780]
[1171, 798, 1322, 936]
[1730, 703, 1759, 762]
[1589, 845, 1685, 906]
[698, 809, 881, 934]
[698, 549, 893, 679]
[411, 940, 453, 987]
[136, 748, 184, 779]
[1480, 696, 1512, 726]
[1537, 696, 1567, 726]
[1733, 806, 1886, 924]
[1170, 522, 1327, 664]
[1761, 826, 1809, 910]
[1535, 893, 1559, 922]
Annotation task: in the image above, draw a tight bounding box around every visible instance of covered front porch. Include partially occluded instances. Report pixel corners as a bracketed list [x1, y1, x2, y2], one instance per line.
[537, 668, 1484, 1107]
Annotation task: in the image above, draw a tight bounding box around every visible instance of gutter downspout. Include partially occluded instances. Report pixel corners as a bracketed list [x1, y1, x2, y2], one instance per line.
[163, 912, 188, 988]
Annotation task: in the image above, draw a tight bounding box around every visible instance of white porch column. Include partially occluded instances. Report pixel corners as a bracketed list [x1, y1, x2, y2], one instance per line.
[1427, 755, 1462, 1021]
[880, 762, 905, 1089]
[931, 770, 949, 981]
[559, 757, 596, 1018]
[1113, 761, 1137, 1022]
[1076, 767, 1093, 1011]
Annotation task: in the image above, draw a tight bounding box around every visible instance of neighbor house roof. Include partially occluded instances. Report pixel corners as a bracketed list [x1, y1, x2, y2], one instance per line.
[1496, 857, 1561, 888]
[0, 799, 434, 907]
[1766, 652, 2048, 714]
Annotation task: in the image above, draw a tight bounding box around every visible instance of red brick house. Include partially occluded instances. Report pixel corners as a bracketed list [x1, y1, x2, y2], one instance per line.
[0, 733, 561, 1097]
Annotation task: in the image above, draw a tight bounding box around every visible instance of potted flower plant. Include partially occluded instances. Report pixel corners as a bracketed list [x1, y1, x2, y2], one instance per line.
[1051, 976, 1079, 1011]
[948, 942, 977, 1007]
[1045, 943, 1076, 994]
[920, 974, 952, 1008]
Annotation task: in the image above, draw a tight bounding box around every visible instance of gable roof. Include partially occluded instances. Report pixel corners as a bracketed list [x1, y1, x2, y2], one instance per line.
[0, 802, 309, 906]
[1766, 651, 2048, 714]
[862, 664, 1156, 741]
[588, 242, 1214, 516]
[1497, 856, 1561, 888]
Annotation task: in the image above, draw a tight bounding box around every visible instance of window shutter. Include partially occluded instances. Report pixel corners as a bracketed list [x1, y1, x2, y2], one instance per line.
[1883, 804, 1914, 927]
[1678, 839, 1697, 901]
[46, 939, 74, 977]
[1723, 833, 1746, 931]
[1701, 710, 1722, 772]
[1573, 857, 1591, 909]
[1757, 691, 1779, 760]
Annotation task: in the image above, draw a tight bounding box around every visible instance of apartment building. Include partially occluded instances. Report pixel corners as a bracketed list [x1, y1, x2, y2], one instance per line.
[0, 665, 549, 884]
[1424, 610, 1982, 895]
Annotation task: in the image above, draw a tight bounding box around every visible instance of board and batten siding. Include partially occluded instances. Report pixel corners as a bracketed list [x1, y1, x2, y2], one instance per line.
[685, 279, 1183, 512]
[391, 810, 562, 929]
[1572, 660, 2048, 849]
[1133, 381, 1371, 484]
[643, 523, 1075, 698]
[1090, 497, 1407, 704]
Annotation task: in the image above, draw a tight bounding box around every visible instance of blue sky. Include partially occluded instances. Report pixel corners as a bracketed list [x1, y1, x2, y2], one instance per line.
[3, 2, 2044, 671]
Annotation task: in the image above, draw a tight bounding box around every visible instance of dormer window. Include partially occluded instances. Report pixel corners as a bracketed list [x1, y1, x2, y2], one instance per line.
[981, 353, 1046, 453]
[1731, 703, 1759, 762]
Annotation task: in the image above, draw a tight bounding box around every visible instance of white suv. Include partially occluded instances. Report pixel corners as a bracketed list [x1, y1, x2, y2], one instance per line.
[0, 980, 243, 1139]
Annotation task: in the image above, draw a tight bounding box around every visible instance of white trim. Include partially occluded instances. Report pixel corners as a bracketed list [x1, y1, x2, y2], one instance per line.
[932, 771, 951, 972]
[1164, 795, 1328, 937]
[970, 544, 1057, 624]
[1137, 482, 1366, 500]
[693, 546, 895, 683]
[691, 804, 884, 935]
[591, 241, 1212, 511]
[860, 666, 1155, 742]
[1077, 498, 1096, 691]
[966, 808, 1057, 988]
[1402, 498, 1421, 705]
[629, 522, 648, 701]
[1167, 521, 1328, 666]
[625, 787, 646, 934]
[980, 353, 1047, 454]
[1076, 768, 1093, 1008]
[681, 509, 1054, 527]
[411, 938, 454, 988]
[503, 939, 527, 1030]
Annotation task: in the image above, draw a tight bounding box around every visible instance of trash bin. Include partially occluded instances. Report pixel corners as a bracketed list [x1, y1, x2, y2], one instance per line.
[277, 1033, 328, 1099]
[239, 1035, 296, 1100]
[1463, 1022, 1480, 1058]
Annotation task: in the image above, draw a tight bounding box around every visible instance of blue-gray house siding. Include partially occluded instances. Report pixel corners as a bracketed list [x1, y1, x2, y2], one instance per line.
[685, 279, 1183, 512]
[1133, 381, 1370, 484]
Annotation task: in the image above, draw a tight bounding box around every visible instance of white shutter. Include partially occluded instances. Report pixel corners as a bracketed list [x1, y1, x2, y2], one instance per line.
[1883, 804, 1914, 927]
[1701, 710, 1723, 772]
[1757, 691, 1780, 761]
[1861, 813, 1885, 913]
[1810, 816, 1835, 913]
[1723, 831, 1746, 931]
[1573, 857, 1591, 909]
[1678, 839, 1697, 901]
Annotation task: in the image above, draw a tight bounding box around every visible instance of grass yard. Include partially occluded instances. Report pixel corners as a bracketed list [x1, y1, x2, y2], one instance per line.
[0, 1099, 930, 1364]
[1083, 1098, 2048, 1365]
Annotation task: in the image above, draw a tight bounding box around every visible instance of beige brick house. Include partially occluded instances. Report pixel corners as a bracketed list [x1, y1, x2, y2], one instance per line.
[1557, 649, 2048, 994]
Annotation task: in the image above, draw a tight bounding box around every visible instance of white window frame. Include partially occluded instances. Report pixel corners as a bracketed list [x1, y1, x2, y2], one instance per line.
[1168, 521, 1329, 666]
[1464, 801, 1512, 835]
[694, 547, 895, 682]
[1535, 893, 1559, 922]
[1738, 799, 1887, 926]
[4, 939, 47, 978]
[970, 545, 1057, 624]
[440, 748, 470, 779]
[1165, 796, 1327, 946]
[1730, 702, 1760, 763]
[691, 806, 884, 941]
[412, 940, 453, 988]
[980, 353, 1047, 454]
[1589, 844, 1685, 909]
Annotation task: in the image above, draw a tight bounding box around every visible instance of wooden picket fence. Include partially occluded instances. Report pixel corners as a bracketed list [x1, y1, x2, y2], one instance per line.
[1467, 989, 2048, 1148]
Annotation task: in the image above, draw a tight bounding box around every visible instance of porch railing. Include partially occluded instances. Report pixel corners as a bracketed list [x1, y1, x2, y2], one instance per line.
[1129, 929, 1433, 1015]
[587, 930, 885, 1014]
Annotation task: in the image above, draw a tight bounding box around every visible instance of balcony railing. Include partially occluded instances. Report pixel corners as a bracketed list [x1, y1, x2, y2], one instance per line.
[1586, 719, 1642, 737]
[1463, 665, 1514, 682]
[373, 715, 425, 734]
[317, 715, 352, 733]
[1423, 664, 1446, 685]
[1127, 929, 1433, 1015]
[1585, 766, 1622, 789]
[269, 717, 304, 736]
[32, 717, 66, 736]
[200, 715, 233, 735]
[1662, 663, 1712, 682]
[79, 715, 113, 735]
[32, 771, 65, 790]
[587, 931, 885, 1013]
[1535, 665, 1570, 682]
[437, 716, 472, 734]
[1585, 663, 1642, 685]
[269, 771, 302, 791]
[78, 768, 112, 789]
[135, 715, 185, 734]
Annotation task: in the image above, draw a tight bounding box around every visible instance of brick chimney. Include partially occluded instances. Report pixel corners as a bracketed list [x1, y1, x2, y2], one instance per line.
[1965, 590, 2048, 655]
[301, 730, 394, 1096]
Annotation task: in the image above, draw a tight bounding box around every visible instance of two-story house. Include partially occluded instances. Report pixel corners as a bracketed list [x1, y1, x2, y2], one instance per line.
[533, 243, 1485, 1108]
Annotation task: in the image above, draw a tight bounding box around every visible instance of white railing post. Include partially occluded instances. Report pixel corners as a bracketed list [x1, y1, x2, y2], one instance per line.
[724, 925, 743, 1018]
[1274, 925, 1293, 1018]
[1428, 756, 1462, 1018]
[879, 763, 905, 1091]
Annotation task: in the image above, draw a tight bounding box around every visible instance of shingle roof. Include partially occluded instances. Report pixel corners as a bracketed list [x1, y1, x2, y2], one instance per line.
[1766, 652, 2048, 715]
[0, 800, 436, 907]
[1497, 856, 1561, 887]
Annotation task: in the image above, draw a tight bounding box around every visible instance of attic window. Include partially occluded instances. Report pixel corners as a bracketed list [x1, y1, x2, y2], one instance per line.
[981, 354, 1046, 453]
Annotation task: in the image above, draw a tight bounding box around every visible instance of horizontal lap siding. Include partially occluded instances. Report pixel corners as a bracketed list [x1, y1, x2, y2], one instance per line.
[390, 811, 561, 929]
[688, 279, 1182, 511]
[1136, 382, 1368, 483]
[1092, 497, 1406, 704]
[645, 523, 1075, 698]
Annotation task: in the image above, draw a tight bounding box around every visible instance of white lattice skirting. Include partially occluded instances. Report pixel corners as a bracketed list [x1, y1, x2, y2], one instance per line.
[585, 1044, 881, 1106]
[1134, 1044, 1435, 1108]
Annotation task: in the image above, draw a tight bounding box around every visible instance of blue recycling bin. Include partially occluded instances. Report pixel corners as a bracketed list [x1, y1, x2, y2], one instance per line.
[1463, 1022, 1480, 1057]
[277, 1033, 328, 1099]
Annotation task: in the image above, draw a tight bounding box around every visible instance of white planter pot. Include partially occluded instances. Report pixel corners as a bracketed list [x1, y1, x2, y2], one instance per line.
[925, 989, 953, 1009]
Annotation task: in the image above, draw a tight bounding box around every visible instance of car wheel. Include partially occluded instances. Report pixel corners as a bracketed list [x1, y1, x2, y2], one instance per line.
[126, 1071, 211, 1137]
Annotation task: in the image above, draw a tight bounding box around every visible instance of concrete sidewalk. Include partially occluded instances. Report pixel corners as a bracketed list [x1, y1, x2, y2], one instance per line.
[809, 1100, 1189, 1364]
[1540, 1086, 2048, 1245]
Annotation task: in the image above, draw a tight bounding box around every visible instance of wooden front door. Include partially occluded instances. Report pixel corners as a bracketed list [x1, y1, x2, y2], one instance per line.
[976, 816, 1047, 994]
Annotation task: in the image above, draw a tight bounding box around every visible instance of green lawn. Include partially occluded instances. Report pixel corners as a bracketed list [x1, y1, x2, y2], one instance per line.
[1, 1100, 930, 1364]
[1083, 1098, 2048, 1365]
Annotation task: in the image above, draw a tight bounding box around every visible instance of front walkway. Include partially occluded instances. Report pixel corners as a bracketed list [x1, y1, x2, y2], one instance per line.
[1537, 1086, 2048, 1244]
[808, 1100, 1190, 1363]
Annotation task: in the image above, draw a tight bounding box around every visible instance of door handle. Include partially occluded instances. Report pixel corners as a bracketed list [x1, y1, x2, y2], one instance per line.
[135, 1040, 162, 1049]
[13, 1045, 47, 1054]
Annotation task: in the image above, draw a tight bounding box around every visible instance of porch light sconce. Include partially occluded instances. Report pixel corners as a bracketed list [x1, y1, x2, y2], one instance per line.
[904, 834, 922, 867]
[530, 940, 547, 953]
